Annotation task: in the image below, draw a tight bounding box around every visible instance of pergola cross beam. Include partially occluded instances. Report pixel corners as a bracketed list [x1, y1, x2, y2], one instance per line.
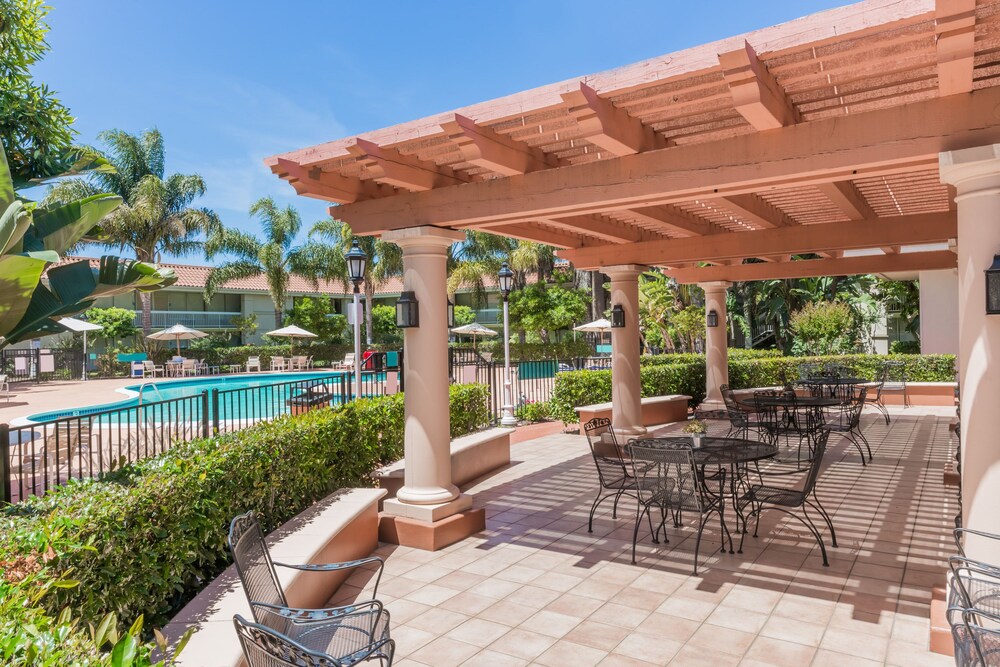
[440, 114, 558, 176]
[346, 138, 468, 192]
[560, 82, 667, 156]
[936, 0, 977, 96]
[719, 40, 799, 130]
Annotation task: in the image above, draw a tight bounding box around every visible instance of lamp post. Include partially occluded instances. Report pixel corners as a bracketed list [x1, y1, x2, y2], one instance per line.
[498, 262, 517, 427]
[345, 239, 368, 400]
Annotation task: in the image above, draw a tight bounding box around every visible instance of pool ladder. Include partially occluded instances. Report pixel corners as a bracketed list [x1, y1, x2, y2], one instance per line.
[137, 382, 166, 405]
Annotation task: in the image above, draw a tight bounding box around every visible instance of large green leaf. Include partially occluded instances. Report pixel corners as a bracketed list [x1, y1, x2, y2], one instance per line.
[3, 257, 176, 346]
[21, 193, 122, 254]
[0, 137, 14, 213]
[0, 252, 58, 345]
[0, 198, 32, 255]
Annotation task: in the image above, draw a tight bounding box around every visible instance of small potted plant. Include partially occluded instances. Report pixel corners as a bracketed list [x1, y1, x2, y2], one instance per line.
[682, 419, 708, 448]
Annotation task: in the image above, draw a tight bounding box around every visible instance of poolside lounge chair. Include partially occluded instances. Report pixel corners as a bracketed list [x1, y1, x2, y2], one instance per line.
[289, 355, 309, 371]
[0, 374, 8, 402]
[246, 356, 262, 373]
[270, 356, 288, 371]
[335, 352, 355, 370]
[180, 359, 198, 377]
[142, 360, 164, 378]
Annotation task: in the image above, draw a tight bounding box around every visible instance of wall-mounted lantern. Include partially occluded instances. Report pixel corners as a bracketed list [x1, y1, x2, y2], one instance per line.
[447, 299, 455, 327]
[707, 309, 719, 328]
[610, 304, 626, 328]
[395, 291, 420, 328]
[987, 256, 1000, 315]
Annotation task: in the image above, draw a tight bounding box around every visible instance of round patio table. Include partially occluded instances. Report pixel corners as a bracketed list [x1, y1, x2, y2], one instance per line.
[737, 395, 844, 410]
[634, 435, 777, 465]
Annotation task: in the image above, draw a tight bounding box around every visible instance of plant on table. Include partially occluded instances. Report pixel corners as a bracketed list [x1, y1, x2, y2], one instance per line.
[682, 419, 708, 435]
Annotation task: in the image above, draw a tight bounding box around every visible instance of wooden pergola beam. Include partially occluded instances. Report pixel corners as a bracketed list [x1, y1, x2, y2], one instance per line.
[559, 211, 955, 269]
[271, 158, 391, 204]
[719, 41, 799, 130]
[537, 215, 646, 244]
[664, 250, 956, 283]
[345, 138, 467, 192]
[711, 193, 796, 229]
[936, 0, 976, 96]
[332, 85, 1000, 235]
[440, 114, 557, 176]
[560, 82, 667, 156]
[623, 205, 718, 237]
[486, 223, 588, 249]
[816, 180, 875, 220]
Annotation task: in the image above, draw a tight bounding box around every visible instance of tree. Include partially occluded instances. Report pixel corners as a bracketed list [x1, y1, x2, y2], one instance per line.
[230, 313, 258, 343]
[0, 0, 110, 185]
[85, 307, 137, 347]
[45, 129, 219, 334]
[370, 304, 402, 346]
[286, 296, 347, 343]
[309, 219, 402, 346]
[453, 305, 476, 327]
[508, 276, 589, 343]
[789, 301, 857, 356]
[0, 143, 176, 348]
[205, 197, 328, 328]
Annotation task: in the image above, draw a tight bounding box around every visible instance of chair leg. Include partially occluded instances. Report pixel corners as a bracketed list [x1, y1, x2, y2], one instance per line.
[612, 490, 623, 519]
[842, 432, 868, 466]
[589, 490, 614, 533]
[807, 495, 838, 548]
[693, 511, 713, 576]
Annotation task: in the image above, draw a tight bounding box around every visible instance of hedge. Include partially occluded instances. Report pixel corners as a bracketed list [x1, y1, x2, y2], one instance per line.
[639, 348, 782, 366]
[460, 339, 595, 361]
[550, 353, 955, 424]
[0, 383, 491, 665]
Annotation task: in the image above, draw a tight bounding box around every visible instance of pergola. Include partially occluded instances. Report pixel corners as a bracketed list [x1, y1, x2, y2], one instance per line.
[267, 0, 1000, 559]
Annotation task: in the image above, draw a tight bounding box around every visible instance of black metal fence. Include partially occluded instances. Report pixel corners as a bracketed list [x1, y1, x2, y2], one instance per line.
[1, 348, 86, 383]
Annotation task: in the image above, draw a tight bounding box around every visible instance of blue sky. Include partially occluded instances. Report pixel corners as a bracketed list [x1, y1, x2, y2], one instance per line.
[38, 1, 846, 264]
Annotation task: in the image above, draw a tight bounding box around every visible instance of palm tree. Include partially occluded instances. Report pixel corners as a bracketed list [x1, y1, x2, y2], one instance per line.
[309, 218, 402, 345]
[45, 129, 218, 333]
[205, 197, 329, 328]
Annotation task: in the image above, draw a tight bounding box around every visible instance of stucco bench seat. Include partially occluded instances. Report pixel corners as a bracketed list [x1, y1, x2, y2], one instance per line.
[574, 394, 691, 427]
[164, 487, 386, 667]
[375, 427, 512, 504]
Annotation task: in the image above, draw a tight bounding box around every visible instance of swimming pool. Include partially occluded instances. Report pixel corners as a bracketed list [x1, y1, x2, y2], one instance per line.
[26, 372, 346, 423]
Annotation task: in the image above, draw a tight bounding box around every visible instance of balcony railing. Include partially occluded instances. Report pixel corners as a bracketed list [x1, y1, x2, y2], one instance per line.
[132, 311, 241, 329]
[472, 308, 500, 325]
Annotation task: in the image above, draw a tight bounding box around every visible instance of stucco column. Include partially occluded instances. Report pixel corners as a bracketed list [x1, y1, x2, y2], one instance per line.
[381, 226, 465, 508]
[700, 281, 731, 410]
[940, 145, 1000, 562]
[605, 265, 646, 436]
[918, 269, 960, 355]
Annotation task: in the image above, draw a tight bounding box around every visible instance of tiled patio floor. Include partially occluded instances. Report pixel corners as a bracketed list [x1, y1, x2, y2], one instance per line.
[336, 409, 958, 666]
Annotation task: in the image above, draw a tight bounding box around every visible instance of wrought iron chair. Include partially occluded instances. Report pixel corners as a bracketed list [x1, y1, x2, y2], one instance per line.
[797, 362, 823, 380]
[737, 428, 836, 567]
[720, 384, 761, 440]
[234, 614, 395, 667]
[583, 417, 641, 532]
[948, 606, 1000, 666]
[821, 386, 872, 464]
[881, 359, 909, 407]
[824, 362, 854, 379]
[228, 512, 390, 654]
[625, 439, 731, 574]
[864, 365, 891, 424]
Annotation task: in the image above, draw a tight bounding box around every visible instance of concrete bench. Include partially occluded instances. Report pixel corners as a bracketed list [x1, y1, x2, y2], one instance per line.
[375, 427, 512, 503]
[574, 394, 691, 427]
[164, 487, 386, 667]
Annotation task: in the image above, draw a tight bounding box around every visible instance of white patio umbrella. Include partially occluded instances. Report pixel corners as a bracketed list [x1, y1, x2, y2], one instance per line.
[146, 323, 209, 356]
[573, 318, 613, 353]
[57, 317, 103, 381]
[450, 322, 498, 349]
[264, 324, 317, 355]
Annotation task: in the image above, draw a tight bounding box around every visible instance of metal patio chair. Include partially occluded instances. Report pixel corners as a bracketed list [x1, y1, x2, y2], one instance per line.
[720, 384, 763, 440]
[821, 386, 872, 464]
[737, 427, 836, 567]
[234, 614, 395, 667]
[881, 359, 909, 407]
[948, 606, 1000, 666]
[625, 439, 731, 574]
[583, 417, 640, 532]
[228, 512, 390, 654]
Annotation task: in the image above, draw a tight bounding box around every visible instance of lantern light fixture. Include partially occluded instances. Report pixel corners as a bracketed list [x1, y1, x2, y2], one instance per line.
[707, 309, 719, 328]
[498, 262, 514, 299]
[610, 304, 626, 328]
[987, 255, 1000, 315]
[395, 291, 420, 328]
[345, 239, 367, 289]
[447, 299, 455, 327]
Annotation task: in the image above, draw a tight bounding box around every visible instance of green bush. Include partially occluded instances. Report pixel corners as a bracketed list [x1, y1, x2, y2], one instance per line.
[789, 301, 857, 355]
[0, 384, 490, 663]
[639, 349, 781, 366]
[890, 340, 921, 354]
[516, 400, 551, 422]
[469, 339, 594, 361]
[551, 353, 955, 424]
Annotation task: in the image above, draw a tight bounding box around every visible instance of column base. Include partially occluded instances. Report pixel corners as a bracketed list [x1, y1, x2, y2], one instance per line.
[379, 495, 485, 551]
[612, 425, 647, 437]
[698, 399, 726, 412]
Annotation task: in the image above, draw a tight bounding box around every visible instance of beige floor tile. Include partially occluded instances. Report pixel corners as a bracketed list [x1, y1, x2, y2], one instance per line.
[589, 602, 653, 630]
[758, 616, 827, 648]
[635, 612, 702, 643]
[544, 592, 607, 619]
[444, 618, 511, 648]
[391, 625, 437, 658]
[810, 648, 883, 667]
[487, 628, 558, 660]
[668, 643, 742, 666]
[478, 598, 541, 626]
[563, 620, 631, 651]
[612, 632, 683, 664]
[520, 609, 582, 638]
[459, 649, 528, 666]
[598, 654, 661, 667]
[742, 636, 818, 667]
[406, 607, 468, 634]
[819, 627, 890, 661]
[409, 636, 480, 667]
[535, 640, 609, 667]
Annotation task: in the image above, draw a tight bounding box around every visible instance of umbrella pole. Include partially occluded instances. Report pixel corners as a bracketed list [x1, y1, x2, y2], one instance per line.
[82, 332, 87, 381]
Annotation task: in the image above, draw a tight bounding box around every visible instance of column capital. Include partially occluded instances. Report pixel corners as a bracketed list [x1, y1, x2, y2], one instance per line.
[603, 264, 648, 279]
[382, 226, 465, 250]
[698, 281, 732, 291]
[940, 144, 1000, 198]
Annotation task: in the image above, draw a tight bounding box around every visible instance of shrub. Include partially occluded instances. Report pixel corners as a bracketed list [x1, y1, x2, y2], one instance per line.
[471, 339, 594, 361]
[0, 384, 490, 663]
[516, 400, 551, 422]
[551, 353, 955, 424]
[789, 301, 856, 356]
[890, 340, 921, 354]
[639, 348, 781, 367]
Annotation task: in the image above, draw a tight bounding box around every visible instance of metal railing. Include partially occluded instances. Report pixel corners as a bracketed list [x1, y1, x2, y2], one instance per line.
[1, 349, 85, 383]
[132, 310, 242, 329]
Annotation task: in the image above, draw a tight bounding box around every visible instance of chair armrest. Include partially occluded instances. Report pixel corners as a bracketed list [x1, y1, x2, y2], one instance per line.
[250, 598, 384, 622]
[273, 555, 384, 598]
[955, 527, 1000, 556]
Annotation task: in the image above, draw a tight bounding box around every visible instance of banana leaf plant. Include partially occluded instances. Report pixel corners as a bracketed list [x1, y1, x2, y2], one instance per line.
[0, 140, 176, 348]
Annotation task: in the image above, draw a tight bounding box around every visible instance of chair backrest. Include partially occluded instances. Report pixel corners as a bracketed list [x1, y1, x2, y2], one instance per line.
[824, 362, 854, 379]
[882, 360, 907, 388]
[949, 557, 1000, 616]
[228, 511, 287, 616]
[248, 356, 260, 363]
[798, 362, 823, 379]
[947, 607, 1000, 667]
[182, 359, 196, 370]
[234, 615, 342, 667]
[142, 360, 154, 370]
[626, 439, 706, 513]
[720, 385, 749, 428]
[801, 428, 831, 496]
[583, 417, 627, 486]
[847, 386, 868, 426]
[343, 352, 355, 365]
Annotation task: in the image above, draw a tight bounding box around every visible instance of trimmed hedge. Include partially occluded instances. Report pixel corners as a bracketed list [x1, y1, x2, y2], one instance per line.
[463, 339, 595, 361]
[640, 349, 782, 366]
[551, 353, 955, 424]
[0, 384, 491, 664]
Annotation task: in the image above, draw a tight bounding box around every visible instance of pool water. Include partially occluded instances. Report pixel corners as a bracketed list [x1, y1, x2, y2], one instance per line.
[27, 372, 345, 423]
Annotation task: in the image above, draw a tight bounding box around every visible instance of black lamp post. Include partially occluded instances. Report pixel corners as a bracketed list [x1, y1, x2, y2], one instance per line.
[498, 262, 516, 427]
[345, 239, 367, 400]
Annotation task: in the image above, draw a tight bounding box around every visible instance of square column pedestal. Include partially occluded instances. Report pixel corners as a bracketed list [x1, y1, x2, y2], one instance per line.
[377, 226, 485, 551]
